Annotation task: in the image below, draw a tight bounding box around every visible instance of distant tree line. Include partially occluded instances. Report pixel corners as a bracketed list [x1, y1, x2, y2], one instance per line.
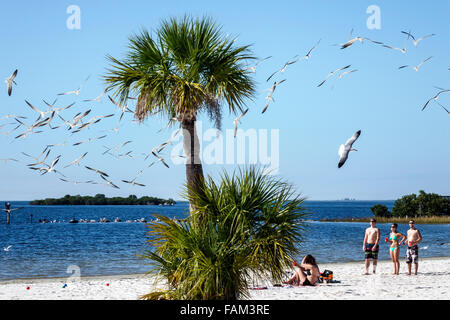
[30, 194, 176, 206]
[371, 190, 449, 218]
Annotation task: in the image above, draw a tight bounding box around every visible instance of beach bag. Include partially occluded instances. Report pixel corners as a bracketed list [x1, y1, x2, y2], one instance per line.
[320, 270, 333, 283]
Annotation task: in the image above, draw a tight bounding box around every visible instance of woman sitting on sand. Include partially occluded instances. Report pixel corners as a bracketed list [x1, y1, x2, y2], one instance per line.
[283, 255, 320, 286]
[386, 223, 406, 275]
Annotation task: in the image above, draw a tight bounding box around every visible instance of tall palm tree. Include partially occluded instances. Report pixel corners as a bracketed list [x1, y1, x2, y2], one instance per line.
[104, 16, 256, 209]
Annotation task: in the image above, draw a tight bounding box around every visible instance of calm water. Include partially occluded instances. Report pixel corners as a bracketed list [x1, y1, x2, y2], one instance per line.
[0, 200, 448, 280]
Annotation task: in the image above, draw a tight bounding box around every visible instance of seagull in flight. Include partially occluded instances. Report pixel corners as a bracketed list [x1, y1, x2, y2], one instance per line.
[3, 245, 12, 252]
[335, 30, 382, 49]
[121, 178, 146, 187]
[83, 88, 108, 102]
[85, 166, 109, 177]
[303, 39, 321, 60]
[233, 108, 249, 137]
[262, 79, 286, 114]
[100, 175, 120, 189]
[266, 56, 299, 82]
[43, 99, 75, 115]
[25, 100, 51, 120]
[401, 31, 435, 47]
[39, 156, 64, 176]
[245, 56, 272, 73]
[151, 151, 170, 168]
[64, 152, 88, 168]
[58, 75, 90, 96]
[338, 130, 361, 168]
[399, 56, 433, 72]
[317, 65, 351, 87]
[5, 70, 18, 96]
[422, 90, 450, 111]
[108, 95, 134, 123]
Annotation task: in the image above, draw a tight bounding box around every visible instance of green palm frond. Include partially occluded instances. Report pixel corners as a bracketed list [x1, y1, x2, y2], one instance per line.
[141, 167, 309, 300]
[104, 15, 256, 127]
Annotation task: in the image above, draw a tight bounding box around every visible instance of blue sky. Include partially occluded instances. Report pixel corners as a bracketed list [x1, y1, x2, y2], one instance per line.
[0, 0, 449, 201]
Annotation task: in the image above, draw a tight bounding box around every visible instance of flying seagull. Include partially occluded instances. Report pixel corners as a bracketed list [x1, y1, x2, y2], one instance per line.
[266, 56, 299, 82]
[338, 130, 361, 168]
[335, 29, 382, 49]
[100, 175, 120, 189]
[233, 108, 249, 137]
[303, 39, 321, 60]
[25, 100, 51, 120]
[85, 166, 109, 177]
[3, 245, 12, 252]
[317, 65, 351, 87]
[64, 152, 88, 168]
[245, 56, 272, 73]
[399, 56, 433, 72]
[122, 179, 146, 187]
[262, 79, 286, 114]
[83, 88, 108, 102]
[422, 90, 450, 111]
[5, 70, 18, 96]
[401, 31, 435, 47]
[108, 95, 134, 123]
[58, 75, 90, 96]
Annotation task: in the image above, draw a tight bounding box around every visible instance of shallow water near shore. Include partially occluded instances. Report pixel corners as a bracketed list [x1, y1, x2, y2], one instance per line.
[0, 200, 448, 280]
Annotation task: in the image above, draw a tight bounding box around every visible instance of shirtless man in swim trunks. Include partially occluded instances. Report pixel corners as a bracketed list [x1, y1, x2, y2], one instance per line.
[363, 218, 380, 275]
[406, 220, 422, 275]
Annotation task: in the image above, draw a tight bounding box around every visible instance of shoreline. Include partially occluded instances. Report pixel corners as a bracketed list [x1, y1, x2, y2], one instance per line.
[1, 257, 449, 300]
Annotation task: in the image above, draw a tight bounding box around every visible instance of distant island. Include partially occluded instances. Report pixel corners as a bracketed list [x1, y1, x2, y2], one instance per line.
[29, 194, 176, 206]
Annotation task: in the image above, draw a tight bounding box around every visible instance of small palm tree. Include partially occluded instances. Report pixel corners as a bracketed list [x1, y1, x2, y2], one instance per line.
[104, 16, 256, 209]
[141, 167, 308, 300]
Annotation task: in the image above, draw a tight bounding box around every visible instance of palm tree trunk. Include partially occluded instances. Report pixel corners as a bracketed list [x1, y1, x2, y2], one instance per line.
[181, 119, 204, 212]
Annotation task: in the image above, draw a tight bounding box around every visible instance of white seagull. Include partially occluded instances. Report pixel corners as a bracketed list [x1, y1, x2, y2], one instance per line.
[5, 70, 18, 96]
[422, 90, 450, 111]
[3, 245, 12, 252]
[58, 75, 90, 96]
[401, 31, 435, 47]
[317, 65, 351, 87]
[266, 56, 299, 82]
[262, 79, 286, 114]
[245, 56, 272, 73]
[338, 130, 361, 168]
[233, 108, 249, 137]
[399, 56, 433, 72]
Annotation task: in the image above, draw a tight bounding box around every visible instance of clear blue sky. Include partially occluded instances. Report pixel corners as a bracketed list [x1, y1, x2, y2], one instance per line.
[0, 0, 449, 201]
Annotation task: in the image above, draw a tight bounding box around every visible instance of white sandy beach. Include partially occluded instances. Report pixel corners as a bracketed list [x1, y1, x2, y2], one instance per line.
[0, 257, 448, 300]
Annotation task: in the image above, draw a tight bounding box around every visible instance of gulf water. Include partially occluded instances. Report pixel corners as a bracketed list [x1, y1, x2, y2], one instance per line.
[0, 200, 448, 280]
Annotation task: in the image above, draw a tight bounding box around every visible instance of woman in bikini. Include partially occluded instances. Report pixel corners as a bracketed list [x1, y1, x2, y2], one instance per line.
[387, 223, 406, 275]
[283, 255, 320, 286]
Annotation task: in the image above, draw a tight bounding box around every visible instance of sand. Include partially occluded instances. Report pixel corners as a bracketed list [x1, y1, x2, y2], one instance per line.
[0, 257, 448, 300]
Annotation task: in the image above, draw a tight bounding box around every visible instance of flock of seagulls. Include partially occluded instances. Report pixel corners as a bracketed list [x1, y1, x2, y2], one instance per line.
[1, 27, 448, 194]
[235, 28, 448, 168]
[1, 75, 177, 191]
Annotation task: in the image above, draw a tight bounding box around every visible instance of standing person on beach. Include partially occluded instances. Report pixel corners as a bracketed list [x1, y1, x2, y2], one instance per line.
[406, 220, 422, 275]
[386, 223, 406, 275]
[363, 218, 380, 274]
